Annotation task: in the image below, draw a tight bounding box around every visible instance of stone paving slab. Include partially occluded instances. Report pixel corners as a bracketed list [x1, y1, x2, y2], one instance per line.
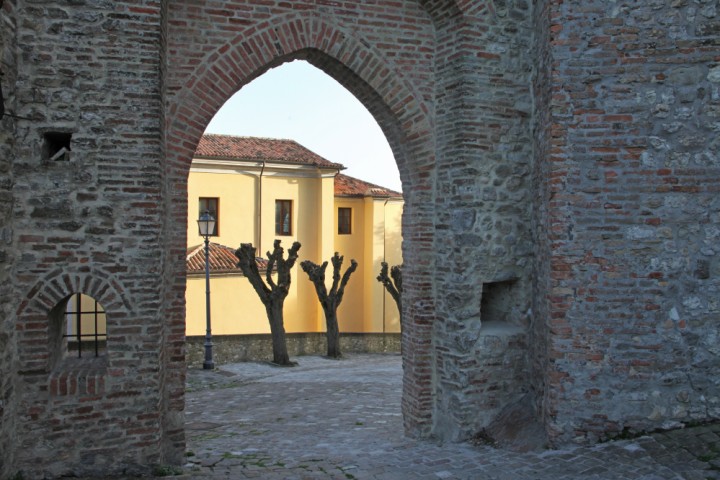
[175, 354, 720, 479]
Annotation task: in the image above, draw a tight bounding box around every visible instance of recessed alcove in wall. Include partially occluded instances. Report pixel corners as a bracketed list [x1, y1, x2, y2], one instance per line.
[42, 131, 72, 162]
[480, 278, 521, 327]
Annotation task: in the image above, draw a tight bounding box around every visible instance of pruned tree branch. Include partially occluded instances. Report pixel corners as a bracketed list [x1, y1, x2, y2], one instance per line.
[301, 260, 329, 303]
[235, 243, 271, 304]
[266, 249, 277, 289]
[390, 264, 402, 296]
[336, 258, 358, 306]
[377, 262, 402, 328]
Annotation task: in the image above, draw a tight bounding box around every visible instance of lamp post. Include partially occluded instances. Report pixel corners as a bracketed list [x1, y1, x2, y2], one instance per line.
[197, 210, 216, 370]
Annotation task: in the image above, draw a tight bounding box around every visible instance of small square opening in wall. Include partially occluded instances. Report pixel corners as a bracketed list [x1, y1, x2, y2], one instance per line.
[42, 131, 72, 162]
[480, 278, 519, 326]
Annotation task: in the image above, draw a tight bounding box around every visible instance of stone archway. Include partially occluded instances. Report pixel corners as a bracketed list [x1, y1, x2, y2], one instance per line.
[2, 1, 546, 476]
[163, 8, 439, 441]
[5, 0, 720, 476]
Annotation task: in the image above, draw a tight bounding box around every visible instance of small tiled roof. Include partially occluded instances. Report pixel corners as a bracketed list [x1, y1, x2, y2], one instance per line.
[196, 134, 344, 169]
[334, 173, 402, 198]
[187, 242, 267, 274]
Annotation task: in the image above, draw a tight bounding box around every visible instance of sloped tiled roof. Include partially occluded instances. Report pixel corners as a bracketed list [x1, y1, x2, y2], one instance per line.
[187, 242, 268, 274]
[334, 173, 402, 198]
[196, 134, 344, 169]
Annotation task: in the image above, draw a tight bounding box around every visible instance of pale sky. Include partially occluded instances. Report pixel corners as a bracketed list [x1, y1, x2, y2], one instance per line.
[205, 60, 402, 192]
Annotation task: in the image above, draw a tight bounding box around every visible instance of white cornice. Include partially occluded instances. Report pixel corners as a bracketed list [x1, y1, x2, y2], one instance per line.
[191, 157, 340, 178]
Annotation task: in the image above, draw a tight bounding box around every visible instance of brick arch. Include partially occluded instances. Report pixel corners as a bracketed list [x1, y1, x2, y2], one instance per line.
[166, 12, 434, 182]
[419, 0, 504, 21]
[14, 267, 131, 374]
[419, 0, 464, 20]
[16, 267, 130, 319]
[164, 10, 438, 437]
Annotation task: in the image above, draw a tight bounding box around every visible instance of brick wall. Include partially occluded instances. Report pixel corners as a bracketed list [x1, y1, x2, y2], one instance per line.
[9, 1, 172, 476]
[530, 0, 553, 438]
[157, 0, 186, 465]
[2, 0, 720, 476]
[429, 1, 536, 441]
[0, 2, 18, 477]
[545, 0, 720, 444]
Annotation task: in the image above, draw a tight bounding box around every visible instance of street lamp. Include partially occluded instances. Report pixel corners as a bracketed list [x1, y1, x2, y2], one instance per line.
[197, 210, 216, 370]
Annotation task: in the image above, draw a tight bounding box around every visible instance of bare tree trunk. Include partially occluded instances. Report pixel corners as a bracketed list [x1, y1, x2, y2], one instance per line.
[301, 253, 358, 359]
[236, 240, 301, 366]
[266, 299, 291, 365]
[322, 304, 341, 358]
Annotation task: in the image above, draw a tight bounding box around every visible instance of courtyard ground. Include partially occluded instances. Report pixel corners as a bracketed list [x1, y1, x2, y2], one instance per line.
[178, 354, 720, 479]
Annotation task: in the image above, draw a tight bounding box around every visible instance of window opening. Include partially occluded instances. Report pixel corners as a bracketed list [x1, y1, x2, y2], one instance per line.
[199, 197, 219, 236]
[338, 207, 352, 235]
[42, 131, 72, 162]
[63, 293, 107, 357]
[275, 199, 292, 236]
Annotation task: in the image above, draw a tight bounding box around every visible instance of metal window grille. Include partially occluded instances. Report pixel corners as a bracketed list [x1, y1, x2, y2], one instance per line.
[63, 294, 107, 358]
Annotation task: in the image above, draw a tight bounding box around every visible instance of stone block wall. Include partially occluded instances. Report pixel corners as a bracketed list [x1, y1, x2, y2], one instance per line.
[185, 333, 401, 367]
[1, 0, 719, 476]
[0, 2, 18, 478]
[544, 0, 720, 444]
[7, 1, 179, 477]
[430, 2, 536, 441]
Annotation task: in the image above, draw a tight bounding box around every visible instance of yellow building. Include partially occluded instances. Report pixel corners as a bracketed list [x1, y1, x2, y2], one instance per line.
[185, 134, 403, 336]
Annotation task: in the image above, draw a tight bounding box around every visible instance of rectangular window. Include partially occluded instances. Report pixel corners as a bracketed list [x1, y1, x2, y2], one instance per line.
[338, 207, 352, 235]
[275, 200, 292, 236]
[199, 197, 219, 236]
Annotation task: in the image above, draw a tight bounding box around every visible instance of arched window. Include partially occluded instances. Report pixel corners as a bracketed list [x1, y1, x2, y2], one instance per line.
[63, 293, 107, 357]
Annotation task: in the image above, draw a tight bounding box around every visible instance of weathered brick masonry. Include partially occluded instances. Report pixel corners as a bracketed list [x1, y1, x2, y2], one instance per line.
[4, 1, 176, 477]
[0, 2, 18, 478]
[542, 0, 720, 444]
[0, 0, 718, 477]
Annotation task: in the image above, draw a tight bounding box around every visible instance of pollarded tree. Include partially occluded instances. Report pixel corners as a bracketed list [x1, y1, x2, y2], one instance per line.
[235, 240, 301, 366]
[377, 262, 402, 329]
[301, 253, 358, 359]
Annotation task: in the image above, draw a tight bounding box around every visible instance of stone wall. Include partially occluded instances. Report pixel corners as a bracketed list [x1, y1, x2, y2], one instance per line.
[163, 0, 538, 444]
[545, 0, 720, 444]
[0, 1, 18, 478]
[1, 0, 720, 477]
[8, 1, 173, 477]
[430, 1, 536, 441]
[530, 0, 553, 438]
[186, 333, 401, 367]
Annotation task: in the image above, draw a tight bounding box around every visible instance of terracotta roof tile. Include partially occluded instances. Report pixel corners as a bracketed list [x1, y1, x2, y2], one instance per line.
[187, 242, 267, 274]
[334, 173, 402, 198]
[196, 134, 344, 169]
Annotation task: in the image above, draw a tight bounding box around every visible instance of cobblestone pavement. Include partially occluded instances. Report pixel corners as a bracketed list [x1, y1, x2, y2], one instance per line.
[180, 354, 720, 480]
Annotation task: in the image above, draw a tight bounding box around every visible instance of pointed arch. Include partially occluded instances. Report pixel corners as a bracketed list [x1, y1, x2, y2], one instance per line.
[166, 13, 434, 184]
[164, 11, 438, 437]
